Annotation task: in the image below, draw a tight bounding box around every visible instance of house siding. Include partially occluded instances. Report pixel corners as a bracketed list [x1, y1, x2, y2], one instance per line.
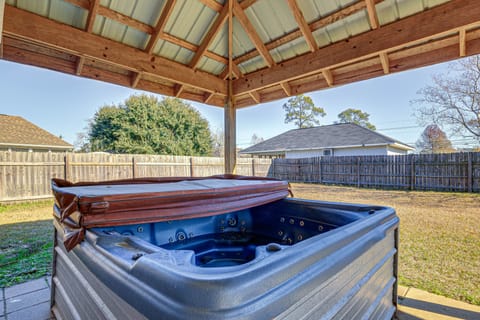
[285, 146, 411, 159]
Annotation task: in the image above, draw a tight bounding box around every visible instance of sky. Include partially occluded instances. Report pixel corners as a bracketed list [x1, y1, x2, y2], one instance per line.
[0, 58, 462, 150]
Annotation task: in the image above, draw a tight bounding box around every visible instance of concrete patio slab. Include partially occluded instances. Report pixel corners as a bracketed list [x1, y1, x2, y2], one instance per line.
[397, 285, 480, 320]
[2, 277, 53, 320]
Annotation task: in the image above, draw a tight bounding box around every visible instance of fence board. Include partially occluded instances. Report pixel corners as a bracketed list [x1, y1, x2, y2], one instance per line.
[270, 152, 480, 193]
[2, 151, 479, 202]
[0, 152, 272, 202]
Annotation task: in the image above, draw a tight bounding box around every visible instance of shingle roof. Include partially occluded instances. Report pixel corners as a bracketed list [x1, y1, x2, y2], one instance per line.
[240, 123, 413, 154]
[0, 114, 73, 149]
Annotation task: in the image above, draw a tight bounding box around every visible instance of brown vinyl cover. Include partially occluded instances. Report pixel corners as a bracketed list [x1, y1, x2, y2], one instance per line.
[51, 175, 290, 251]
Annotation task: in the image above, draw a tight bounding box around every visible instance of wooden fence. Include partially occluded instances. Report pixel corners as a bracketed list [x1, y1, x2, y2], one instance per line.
[1, 151, 479, 202]
[270, 152, 480, 192]
[0, 151, 272, 202]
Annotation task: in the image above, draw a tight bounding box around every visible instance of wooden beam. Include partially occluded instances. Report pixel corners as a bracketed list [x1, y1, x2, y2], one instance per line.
[249, 91, 261, 104]
[4, 5, 227, 95]
[189, 4, 228, 68]
[322, 69, 334, 86]
[225, 0, 236, 174]
[161, 33, 228, 64]
[234, 0, 375, 66]
[228, 0, 233, 80]
[97, 6, 153, 34]
[0, 0, 5, 46]
[85, 0, 100, 33]
[199, 0, 223, 12]
[459, 29, 467, 57]
[280, 82, 292, 96]
[131, 71, 142, 88]
[233, 0, 480, 95]
[204, 92, 215, 104]
[76, 56, 85, 75]
[173, 84, 184, 97]
[240, 0, 258, 10]
[287, 0, 317, 52]
[145, 0, 176, 55]
[365, 0, 379, 29]
[232, 1, 275, 67]
[379, 52, 389, 74]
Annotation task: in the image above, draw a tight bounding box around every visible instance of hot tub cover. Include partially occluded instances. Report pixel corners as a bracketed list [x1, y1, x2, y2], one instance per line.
[52, 175, 290, 251]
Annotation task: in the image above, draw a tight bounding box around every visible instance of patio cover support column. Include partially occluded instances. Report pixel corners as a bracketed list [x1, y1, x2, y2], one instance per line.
[0, 0, 5, 56]
[224, 0, 236, 174]
[224, 81, 236, 174]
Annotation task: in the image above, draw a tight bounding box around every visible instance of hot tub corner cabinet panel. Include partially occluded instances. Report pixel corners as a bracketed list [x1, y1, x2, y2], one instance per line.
[51, 197, 399, 320]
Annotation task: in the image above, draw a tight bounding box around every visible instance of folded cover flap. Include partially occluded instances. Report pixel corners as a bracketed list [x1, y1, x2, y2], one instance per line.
[52, 175, 289, 251]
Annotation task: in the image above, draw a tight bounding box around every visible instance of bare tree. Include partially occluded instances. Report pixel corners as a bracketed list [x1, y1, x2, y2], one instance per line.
[416, 124, 455, 154]
[250, 133, 264, 146]
[414, 56, 480, 144]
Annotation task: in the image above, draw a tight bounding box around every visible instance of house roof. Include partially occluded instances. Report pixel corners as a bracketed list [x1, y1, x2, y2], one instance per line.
[2, 1, 480, 108]
[0, 114, 73, 150]
[240, 123, 414, 154]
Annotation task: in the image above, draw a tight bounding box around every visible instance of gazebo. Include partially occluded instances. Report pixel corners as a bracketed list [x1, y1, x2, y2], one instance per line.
[1, 0, 479, 172]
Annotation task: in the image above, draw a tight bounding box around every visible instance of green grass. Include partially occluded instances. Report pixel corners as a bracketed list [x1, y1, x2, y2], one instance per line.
[0, 200, 54, 287]
[291, 183, 480, 306]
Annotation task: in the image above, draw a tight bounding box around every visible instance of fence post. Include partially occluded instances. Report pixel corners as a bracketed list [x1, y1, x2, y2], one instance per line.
[319, 156, 323, 183]
[467, 152, 472, 192]
[251, 158, 255, 176]
[64, 153, 71, 181]
[132, 156, 137, 179]
[410, 155, 415, 191]
[190, 157, 194, 177]
[272, 158, 275, 179]
[357, 157, 361, 188]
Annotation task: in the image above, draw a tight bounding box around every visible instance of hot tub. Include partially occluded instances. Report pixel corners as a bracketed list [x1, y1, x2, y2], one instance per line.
[50, 176, 399, 320]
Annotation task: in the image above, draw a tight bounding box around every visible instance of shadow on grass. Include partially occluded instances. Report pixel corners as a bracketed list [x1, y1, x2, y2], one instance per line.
[0, 219, 54, 287]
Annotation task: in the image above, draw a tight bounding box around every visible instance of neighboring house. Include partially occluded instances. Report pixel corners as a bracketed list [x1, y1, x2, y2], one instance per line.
[240, 123, 414, 159]
[0, 114, 73, 152]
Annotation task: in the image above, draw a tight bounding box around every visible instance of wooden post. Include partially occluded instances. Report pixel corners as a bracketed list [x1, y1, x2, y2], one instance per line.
[357, 157, 361, 188]
[319, 156, 323, 183]
[64, 153, 70, 181]
[251, 158, 255, 176]
[190, 157, 194, 177]
[410, 155, 415, 191]
[132, 156, 137, 178]
[467, 152, 472, 192]
[224, 0, 236, 174]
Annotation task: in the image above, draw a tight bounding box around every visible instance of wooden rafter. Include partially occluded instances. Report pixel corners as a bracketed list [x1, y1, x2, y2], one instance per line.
[379, 52, 389, 74]
[459, 29, 467, 57]
[232, 0, 275, 67]
[280, 82, 292, 97]
[0, 0, 5, 46]
[3, 5, 226, 95]
[287, 0, 317, 52]
[322, 69, 334, 87]
[228, 0, 233, 80]
[173, 84, 184, 97]
[189, 4, 229, 68]
[76, 56, 85, 75]
[85, 0, 100, 33]
[145, 0, 177, 55]
[365, 0, 379, 29]
[234, 0, 377, 66]
[249, 91, 261, 104]
[131, 72, 142, 88]
[233, 0, 480, 95]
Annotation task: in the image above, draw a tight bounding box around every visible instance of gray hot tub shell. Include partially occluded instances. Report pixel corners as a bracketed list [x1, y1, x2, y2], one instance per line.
[51, 193, 399, 320]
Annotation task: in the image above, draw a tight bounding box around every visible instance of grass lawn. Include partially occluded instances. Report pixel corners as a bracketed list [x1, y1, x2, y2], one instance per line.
[291, 183, 480, 306]
[0, 186, 479, 306]
[0, 200, 53, 287]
